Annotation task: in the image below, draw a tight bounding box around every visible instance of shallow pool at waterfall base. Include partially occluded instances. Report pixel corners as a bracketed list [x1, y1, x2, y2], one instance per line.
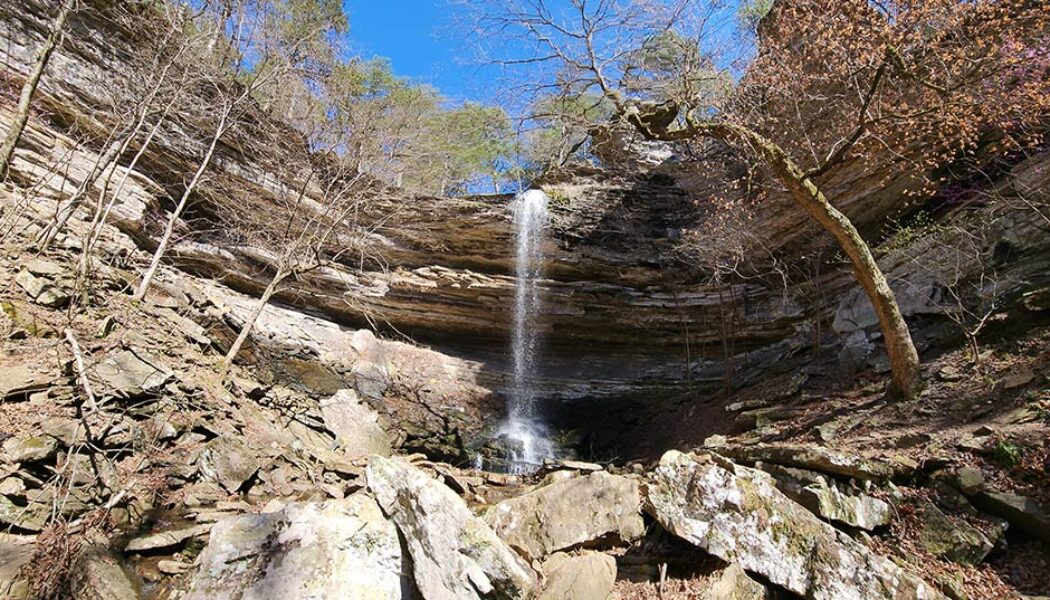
[473, 419, 557, 475]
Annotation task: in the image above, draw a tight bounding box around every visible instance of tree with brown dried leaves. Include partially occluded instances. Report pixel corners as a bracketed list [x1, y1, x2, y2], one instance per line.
[471, 0, 1050, 399]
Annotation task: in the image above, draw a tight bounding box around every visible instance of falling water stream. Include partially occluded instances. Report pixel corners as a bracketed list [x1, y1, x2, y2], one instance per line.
[493, 189, 555, 471]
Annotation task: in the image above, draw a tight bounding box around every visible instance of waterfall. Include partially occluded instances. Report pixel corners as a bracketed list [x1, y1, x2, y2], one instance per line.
[495, 189, 554, 470]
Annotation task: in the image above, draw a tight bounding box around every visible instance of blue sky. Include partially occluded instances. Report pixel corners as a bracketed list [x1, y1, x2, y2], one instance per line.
[341, 1, 753, 109]
[342, 1, 488, 104]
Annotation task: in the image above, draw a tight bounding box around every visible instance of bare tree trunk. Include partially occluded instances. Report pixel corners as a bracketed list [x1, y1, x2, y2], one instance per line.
[39, 134, 128, 248]
[221, 264, 287, 374]
[712, 123, 922, 398]
[77, 107, 171, 290]
[0, 0, 74, 176]
[42, 41, 182, 248]
[134, 106, 230, 301]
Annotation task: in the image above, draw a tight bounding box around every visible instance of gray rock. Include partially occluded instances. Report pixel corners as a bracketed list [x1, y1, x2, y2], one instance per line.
[833, 279, 945, 334]
[971, 490, 1050, 543]
[955, 467, 985, 495]
[762, 464, 891, 530]
[704, 563, 768, 600]
[1022, 286, 1050, 311]
[647, 451, 943, 600]
[537, 551, 616, 600]
[321, 389, 392, 459]
[15, 261, 71, 308]
[156, 560, 190, 575]
[0, 366, 50, 401]
[124, 523, 212, 552]
[0, 534, 33, 600]
[0, 497, 49, 532]
[187, 496, 411, 600]
[69, 546, 140, 600]
[0, 478, 25, 497]
[90, 348, 172, 399]
[838, 330, 876, 374]
[197, 437, 259, 494]
[721, 444, 899, 481]
[483, 471, 645, 560]
[38, 417, 84, 447]
[367, 455, 536, 600]
[1, 436, 58, 464]
[915, 500, 1003, 565]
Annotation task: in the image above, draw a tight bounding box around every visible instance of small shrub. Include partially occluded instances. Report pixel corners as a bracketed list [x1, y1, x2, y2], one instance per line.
[992, 440, 1024, 467]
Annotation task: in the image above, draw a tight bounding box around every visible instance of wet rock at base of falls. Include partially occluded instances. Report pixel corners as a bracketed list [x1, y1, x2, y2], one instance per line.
[970, 490, 1050, 543]
[646, 451, 943, 600]
[320, 389, 392, 459]
[196, 437, 259, 494]
[536, 551, 616, 600]
[89, 348, 173, 399]
[760, 463, 892, 530]
[482, 471, 645, 561]
[366, 455, 536, 600]
[69, 545, 140, 600]
[703, 563, 769, 600]
[187, 495, 411, 600]
[913, 499, 1005, 565]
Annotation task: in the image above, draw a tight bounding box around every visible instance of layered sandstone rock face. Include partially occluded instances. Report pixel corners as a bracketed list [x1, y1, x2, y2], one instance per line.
[3, 0, 1048, 461]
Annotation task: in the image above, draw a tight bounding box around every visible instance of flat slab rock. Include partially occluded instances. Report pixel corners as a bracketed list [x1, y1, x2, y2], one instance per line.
[89, 348, 172, 399]
[722, 444, 901, 482]
[537, 551, 616, 600]
[761, 464, 892, 531]
[483, 470, 645, 560]
[124, 523, 212, 553]
[647, 451, 943, 600]
[367, 455, 536, 600]
[971, 490, 1050, 543]
[320, 389, 392, 458]
[187, 495, 412, 600]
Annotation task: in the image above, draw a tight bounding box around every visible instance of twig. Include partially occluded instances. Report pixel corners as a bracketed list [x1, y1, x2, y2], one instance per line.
[64, 328, 98, 412]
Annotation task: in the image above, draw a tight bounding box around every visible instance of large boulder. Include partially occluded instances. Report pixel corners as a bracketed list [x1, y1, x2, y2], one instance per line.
[914, 500, 1004, 565]
[367, 456, 536, 600]
[321, 389, 392, 458]
[647, 451, 943, 600]
[536, 551, 616, 600]
[69, 546, 140, 600]
[197, 437, 260, 494]
[186, 495, 412, 600]
[483, 471, 645, 560]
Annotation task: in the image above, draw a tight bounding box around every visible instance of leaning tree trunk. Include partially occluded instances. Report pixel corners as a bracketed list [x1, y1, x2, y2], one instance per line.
[0, 0, 74, 176]
[221, 265, 288, 375]
[133, 106, 229, 301]
[714, 123, 922, 398]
